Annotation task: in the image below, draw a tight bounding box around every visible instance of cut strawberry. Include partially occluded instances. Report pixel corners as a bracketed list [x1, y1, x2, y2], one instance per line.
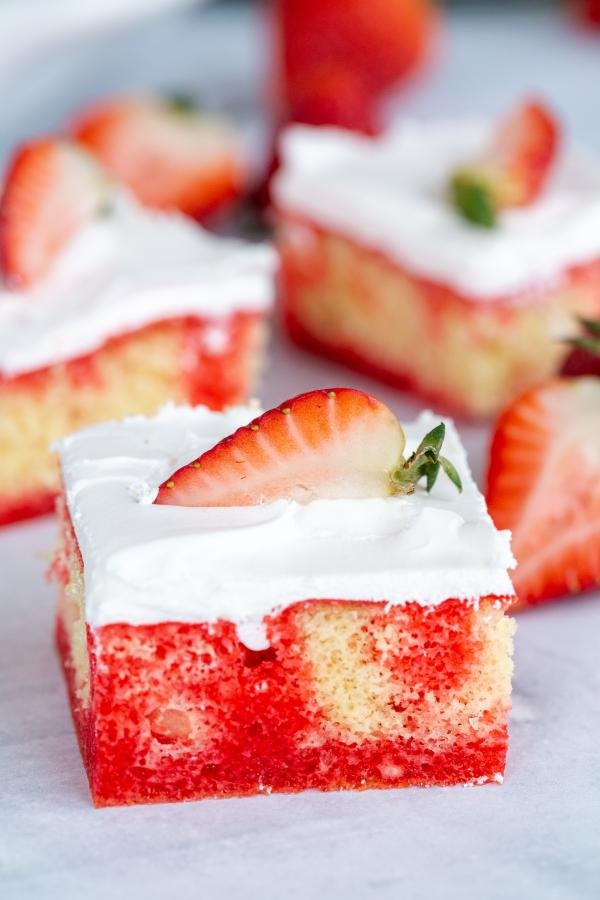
[155, 388, 461, 507]
[451, 100, 560, 228]
[72, 96, 244, 217]
[0, 138, 108, 288]
[486, 377, 600, 606]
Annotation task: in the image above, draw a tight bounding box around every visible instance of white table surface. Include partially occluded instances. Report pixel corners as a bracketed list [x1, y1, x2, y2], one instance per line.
[2, 3, 600, 899]
[0, 0, 197, 81]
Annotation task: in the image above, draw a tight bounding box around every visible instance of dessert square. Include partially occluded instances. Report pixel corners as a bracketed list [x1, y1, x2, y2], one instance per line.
[52, 401, 516, 807]
[273, 122, 600, 417]
[0, 193, 274, 526]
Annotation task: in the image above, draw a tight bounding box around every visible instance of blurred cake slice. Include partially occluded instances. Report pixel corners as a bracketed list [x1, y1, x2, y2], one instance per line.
[0, 138, 274, 526]
[273, 106, 600, 417]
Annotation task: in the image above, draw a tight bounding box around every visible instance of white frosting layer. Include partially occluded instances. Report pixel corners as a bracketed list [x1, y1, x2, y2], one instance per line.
[57, 403, 515, 650]
[0, 193, 275, 376]
[273, 121, 600, 300]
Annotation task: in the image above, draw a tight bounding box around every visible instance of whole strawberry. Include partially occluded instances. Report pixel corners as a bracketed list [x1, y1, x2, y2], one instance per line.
[284, 65, 377, 135]
[274, 0, 436, 133]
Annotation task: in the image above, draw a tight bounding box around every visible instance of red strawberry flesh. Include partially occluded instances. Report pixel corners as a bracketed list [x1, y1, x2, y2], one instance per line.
[155, 389, 406, 507]
[491, 100, 559, 205]
[0, 138, 108, 288]
[486, 378, 600, 606]
[452, 99, 559, 227]
[72, 97, 243, 217]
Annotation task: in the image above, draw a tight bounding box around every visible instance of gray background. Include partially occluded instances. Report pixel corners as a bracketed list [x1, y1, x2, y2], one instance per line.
[2, 3, 600, 898]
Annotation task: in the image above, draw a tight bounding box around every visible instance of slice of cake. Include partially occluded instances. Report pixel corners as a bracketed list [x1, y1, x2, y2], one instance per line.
[52, 388, 516, 807]
[0, 138, 274, 526]
[273, 102, 600, 418]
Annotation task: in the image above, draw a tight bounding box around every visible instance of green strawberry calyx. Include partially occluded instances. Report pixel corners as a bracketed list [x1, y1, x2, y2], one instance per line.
[392, 422, 463, 495]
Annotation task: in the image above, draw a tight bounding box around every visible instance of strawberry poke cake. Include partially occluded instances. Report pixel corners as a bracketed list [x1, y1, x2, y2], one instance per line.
[51, 388, 516, 807]
[0, 138, 274, 526]
[72, 95, 247, 220]
[274, 101, 600, 418]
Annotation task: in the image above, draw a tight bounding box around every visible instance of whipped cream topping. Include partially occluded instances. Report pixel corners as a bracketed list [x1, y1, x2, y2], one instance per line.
[273, 121, 600, 300]
[0, 193, 275, 377]
[57, 404, 516, 650]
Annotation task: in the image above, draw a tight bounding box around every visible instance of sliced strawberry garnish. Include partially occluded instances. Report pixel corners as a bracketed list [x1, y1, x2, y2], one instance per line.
[486, 378, 600, 606]
[451, 99, 560, 227]
[72, 96, 244, 217]
[155, 388, 461, 507]
[0, 138, 108, 288]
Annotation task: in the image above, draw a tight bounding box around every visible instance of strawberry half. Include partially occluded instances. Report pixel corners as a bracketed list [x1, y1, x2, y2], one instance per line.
[486, 376, 600, 607]
[155, 388, 461, 507]
[72, 96, 244, 217]
[451, 99, 559, 228]
[0, 138, 108, 288]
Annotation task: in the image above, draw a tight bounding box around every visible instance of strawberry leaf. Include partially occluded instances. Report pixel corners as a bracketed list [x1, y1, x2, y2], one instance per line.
[425, 462, 439, 493]
[414, 421, 445, 456]
[451, 173, 496, 228]
[392, 423, 462, 495]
